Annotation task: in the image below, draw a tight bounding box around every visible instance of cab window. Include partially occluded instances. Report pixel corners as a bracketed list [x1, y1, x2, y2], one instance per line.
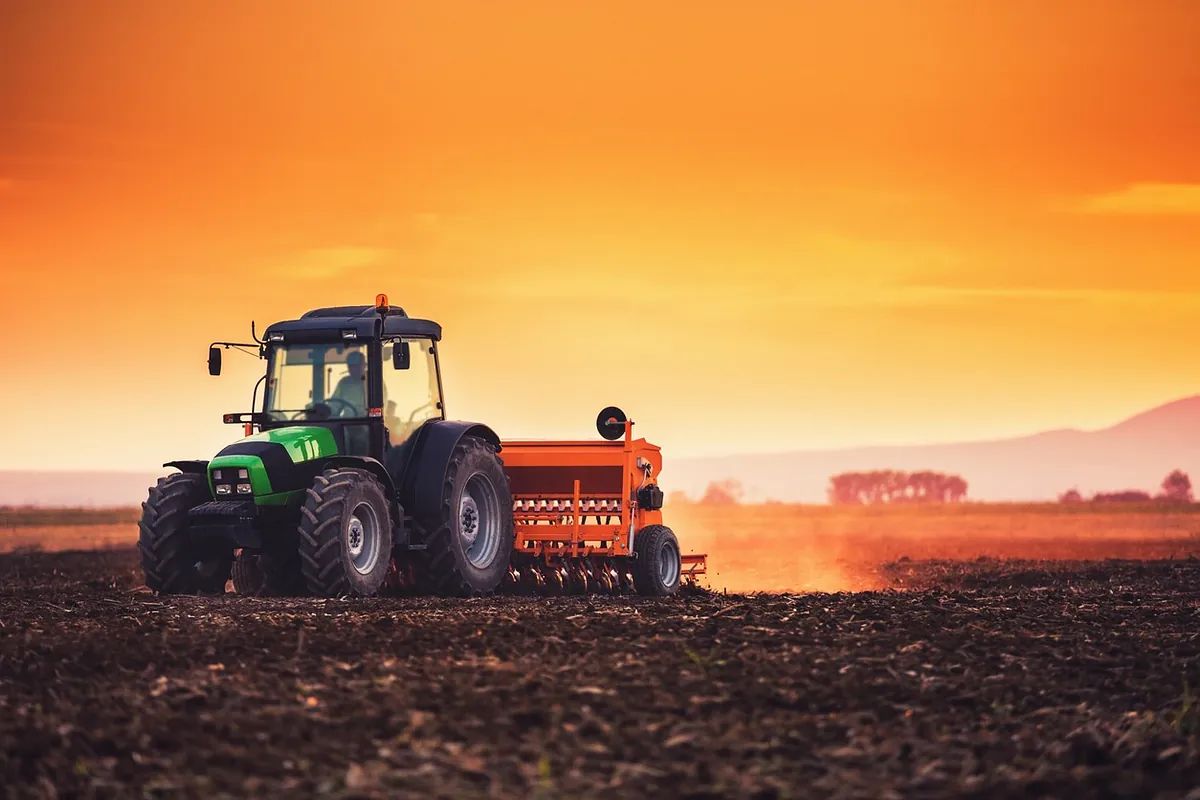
[381, 338, 442, 445]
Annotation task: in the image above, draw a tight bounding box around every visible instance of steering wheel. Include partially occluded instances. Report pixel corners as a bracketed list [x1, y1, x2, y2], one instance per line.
[322, 397, 360, 417]
[291, 397, 360, 421]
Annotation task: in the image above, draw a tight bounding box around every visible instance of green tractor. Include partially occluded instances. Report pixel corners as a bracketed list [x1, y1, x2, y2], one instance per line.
[137, 295, 515, 598]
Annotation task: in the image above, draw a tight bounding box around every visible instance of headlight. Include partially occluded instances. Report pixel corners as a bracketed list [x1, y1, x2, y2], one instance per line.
[215, 484, 232, 496]
[236, 484, 253, 495]
[238, 469, 249, 479]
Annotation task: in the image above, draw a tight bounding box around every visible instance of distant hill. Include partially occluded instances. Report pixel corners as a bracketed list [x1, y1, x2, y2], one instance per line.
[3, 397, 1200, 507]
[661, 396, 1200, 504]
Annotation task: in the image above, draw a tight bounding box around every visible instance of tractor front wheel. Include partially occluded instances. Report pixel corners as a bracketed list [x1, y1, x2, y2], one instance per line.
[138, 473, 233, 595]
[419, 435, 515, 597]
[632, 524, 682, 597]
[297, 468, 392, 598]
[231, 550, 264, 596]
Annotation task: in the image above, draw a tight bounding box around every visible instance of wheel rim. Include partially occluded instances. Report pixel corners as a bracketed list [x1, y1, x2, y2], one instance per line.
[347, 502, 382, 575]
[659, 539, 680, 587]
[460, 473, 501, 569]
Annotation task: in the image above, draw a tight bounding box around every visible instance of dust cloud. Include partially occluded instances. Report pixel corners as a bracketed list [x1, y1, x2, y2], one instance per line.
[668, 503, 1200, 594]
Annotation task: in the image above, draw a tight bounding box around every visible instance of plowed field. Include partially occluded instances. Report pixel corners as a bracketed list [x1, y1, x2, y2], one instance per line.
[2, 547, 1199, 799]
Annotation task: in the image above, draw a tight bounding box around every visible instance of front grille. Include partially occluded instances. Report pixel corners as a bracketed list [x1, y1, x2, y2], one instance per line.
[189, 500, 256, 519]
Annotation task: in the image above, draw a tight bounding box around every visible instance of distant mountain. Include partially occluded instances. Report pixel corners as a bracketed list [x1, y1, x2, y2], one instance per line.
[3, 397, 1200, 507]
[660, 396, 1200, 503]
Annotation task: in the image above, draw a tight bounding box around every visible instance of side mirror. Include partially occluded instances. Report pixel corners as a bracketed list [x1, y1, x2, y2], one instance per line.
[392, 341, 411, 370]
[208, 346, 222, 376]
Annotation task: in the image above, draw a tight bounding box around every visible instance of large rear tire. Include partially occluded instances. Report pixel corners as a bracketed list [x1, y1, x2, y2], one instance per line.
[138, 473, 233, 595]
[297, 468, 392, 598]
[632, 524, 682, 597]
[418, 435, 515, 597]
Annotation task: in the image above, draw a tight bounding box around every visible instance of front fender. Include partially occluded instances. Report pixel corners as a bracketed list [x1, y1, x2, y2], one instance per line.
[164, 460, 208, 475]
[322, 456, 398, 501]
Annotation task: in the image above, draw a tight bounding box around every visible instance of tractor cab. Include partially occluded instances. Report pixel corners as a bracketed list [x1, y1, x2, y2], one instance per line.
[211, 294, 446, 458]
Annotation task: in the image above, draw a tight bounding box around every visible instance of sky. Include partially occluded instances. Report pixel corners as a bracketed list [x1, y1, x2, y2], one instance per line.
[2, 0, 1200, 471]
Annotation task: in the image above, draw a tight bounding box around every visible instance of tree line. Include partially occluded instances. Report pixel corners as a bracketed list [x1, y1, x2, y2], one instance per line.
[667, 467, 1196, 506]
[667, 473, 971, 506]
[1060, 469, 1193, 504]
[827, 470, 968, 505]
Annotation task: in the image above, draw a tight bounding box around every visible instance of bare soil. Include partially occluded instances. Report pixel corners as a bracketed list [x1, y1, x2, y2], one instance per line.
[2, 548, 1199, 799]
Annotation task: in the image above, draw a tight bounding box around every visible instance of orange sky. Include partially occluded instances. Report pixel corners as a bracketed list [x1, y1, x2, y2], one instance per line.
[3, 0, 1200, 471]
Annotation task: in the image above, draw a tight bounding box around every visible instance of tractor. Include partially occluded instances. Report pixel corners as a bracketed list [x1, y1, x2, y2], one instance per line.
[136, 295, 706, 599]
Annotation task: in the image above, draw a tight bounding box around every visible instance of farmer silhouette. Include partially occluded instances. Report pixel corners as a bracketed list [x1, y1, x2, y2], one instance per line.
[330, 350, 369, 417]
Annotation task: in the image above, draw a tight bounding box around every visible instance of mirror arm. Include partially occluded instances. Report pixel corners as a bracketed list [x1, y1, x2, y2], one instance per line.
[210, 341, 261, 357]
[249, 375, 267, 429]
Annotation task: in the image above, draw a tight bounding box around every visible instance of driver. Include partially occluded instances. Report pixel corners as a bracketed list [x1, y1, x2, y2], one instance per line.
[330, 351, 369, 417]
[329, 349, 390, 418]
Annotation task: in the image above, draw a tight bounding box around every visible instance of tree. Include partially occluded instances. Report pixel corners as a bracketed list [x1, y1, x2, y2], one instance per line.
[700, 478, 743, 505]
[944, 475, 968, 503]
[830, 473, 851, 504]
[1161, 469, 1194, 503]
[827, 473, 863, 505]
[1058, 488, 1083, 504]
[666, 490, 692, 506]
[909, 471, 940, 503]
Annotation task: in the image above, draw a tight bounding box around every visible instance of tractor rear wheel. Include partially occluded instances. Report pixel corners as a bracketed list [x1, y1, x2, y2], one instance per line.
[138, 473, 233, 595]
[632, 524, 682, 596]
[297, 468, 392, 598]
[418, 435, 515, 597]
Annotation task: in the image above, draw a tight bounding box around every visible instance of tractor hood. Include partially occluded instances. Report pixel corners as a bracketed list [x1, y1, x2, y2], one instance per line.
[206, 427, 339, 504]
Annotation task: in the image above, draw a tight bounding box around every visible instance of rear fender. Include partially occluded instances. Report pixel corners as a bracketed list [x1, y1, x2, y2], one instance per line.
[401, 421, 502, 526]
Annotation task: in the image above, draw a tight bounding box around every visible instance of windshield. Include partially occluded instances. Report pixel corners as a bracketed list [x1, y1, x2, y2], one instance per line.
[264, 342, 372, 421]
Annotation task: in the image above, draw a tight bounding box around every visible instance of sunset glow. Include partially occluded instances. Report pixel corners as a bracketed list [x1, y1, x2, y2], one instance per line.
[3, 1, 1199, 471]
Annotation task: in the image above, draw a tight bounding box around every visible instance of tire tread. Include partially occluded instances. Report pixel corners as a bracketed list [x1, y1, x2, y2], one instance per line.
[138, 473, 228, 594]
[418, 436, 515, 597]
[632, 523, 681, 597]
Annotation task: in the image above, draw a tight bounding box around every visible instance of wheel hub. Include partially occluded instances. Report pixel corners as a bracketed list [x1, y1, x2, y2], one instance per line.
[459, 473, 502, 569]
[346, 502, 381, 575]
[347, 517, 365, 557]
[460, 495, 480, 546]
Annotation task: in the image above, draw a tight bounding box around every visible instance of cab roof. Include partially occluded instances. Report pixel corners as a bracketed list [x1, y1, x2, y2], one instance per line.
[263, 305, 442, 343]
